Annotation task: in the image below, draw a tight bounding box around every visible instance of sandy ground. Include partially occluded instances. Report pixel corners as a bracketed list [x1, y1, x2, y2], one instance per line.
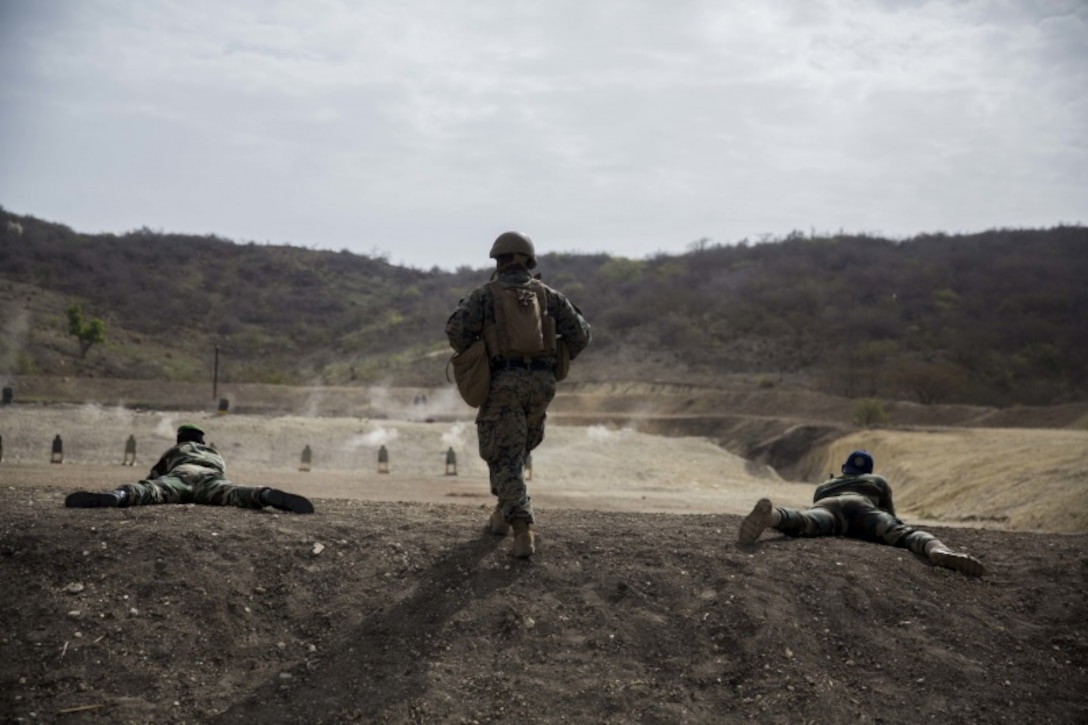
[3, 404, 1085, 532]
[0, 404, 796, 513]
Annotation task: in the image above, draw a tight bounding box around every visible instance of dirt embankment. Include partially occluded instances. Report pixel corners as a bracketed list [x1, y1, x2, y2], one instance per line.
[1, 487, 1086, 725]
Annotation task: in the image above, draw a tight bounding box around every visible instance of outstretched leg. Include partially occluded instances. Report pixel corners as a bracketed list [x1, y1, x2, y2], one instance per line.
[924, 539, 986, 577]
[856, 505, 987, 577]
[739, 497, 845, 543]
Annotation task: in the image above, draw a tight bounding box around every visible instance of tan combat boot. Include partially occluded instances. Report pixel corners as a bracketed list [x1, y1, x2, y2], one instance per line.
[926, 542, 986, 577]
[738, 498, 775, 544]
[511, 519, 535, 558]
[489, 505, 511, 536]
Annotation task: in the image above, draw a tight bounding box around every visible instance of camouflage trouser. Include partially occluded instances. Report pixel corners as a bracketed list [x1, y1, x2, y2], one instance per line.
[476, 368, 557, 524]
[119, 464, 264, 509]
[774, 493, 936, 556]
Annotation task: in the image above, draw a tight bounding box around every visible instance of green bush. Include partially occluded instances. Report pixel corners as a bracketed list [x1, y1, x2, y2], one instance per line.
[852, 398, 888, 427]
[16, 351, 39, 375]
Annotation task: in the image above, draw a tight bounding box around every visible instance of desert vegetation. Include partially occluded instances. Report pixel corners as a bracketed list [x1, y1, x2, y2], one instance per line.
[1, 206, 1085, 406]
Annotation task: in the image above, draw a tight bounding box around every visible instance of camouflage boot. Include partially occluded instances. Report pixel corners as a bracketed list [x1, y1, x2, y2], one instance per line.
[489, 504, 511, 536]
[511, 519, 535, 559]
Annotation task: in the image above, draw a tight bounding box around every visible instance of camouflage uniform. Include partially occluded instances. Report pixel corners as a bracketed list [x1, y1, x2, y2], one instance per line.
[772, 473, 937, 556]
[446, 265, 591, 523]
[119, 442, 264, 509]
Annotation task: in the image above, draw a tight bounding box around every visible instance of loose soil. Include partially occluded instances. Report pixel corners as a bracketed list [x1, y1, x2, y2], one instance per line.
[1, 382, 1086, 724]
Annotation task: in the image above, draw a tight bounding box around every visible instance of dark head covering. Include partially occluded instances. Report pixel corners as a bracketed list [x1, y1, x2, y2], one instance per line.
[176, 424, 206, 444]
[842, 449, 874, 475]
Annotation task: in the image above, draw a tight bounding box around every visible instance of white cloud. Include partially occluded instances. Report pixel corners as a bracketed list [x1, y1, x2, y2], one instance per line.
[0, 0, 1084, 270]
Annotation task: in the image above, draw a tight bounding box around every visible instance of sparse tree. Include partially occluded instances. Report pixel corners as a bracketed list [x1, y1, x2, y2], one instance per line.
[67, 303, 106, 358]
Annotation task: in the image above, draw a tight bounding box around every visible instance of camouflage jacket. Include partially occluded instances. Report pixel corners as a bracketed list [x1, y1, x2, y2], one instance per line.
[148, 442, 227, 478]
[445, 265, 591, 360]
[813, 473, 896, 517]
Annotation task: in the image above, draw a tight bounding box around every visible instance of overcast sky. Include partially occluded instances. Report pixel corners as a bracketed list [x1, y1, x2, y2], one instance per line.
[1, 1, 1084, 271]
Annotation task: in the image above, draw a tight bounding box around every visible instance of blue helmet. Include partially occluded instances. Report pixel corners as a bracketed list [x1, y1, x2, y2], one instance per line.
[842, 449, 873, 475]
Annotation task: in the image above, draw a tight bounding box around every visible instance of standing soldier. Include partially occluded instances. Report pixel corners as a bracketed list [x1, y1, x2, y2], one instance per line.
[51, 434, 63, 464]
[446, 231, 591, 558]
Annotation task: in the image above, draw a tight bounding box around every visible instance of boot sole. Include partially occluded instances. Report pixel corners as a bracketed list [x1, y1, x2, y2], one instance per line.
[738, 498, 773, 544]
[65, 492, 119, 508]
[930, 550, 986, 577]
[263, 490, 315, 514]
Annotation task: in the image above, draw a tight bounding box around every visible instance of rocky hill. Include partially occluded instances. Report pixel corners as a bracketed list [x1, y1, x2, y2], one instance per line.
[2, 207, 1086, 407]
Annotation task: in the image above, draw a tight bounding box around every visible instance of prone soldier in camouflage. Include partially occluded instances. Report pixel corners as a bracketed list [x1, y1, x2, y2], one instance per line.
[446, 231, 591, 558]
[737, 449, 986, 576]
[64, 424, 314, 513]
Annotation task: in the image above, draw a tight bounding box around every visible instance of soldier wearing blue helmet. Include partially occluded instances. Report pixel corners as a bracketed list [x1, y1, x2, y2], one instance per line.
[737, 449, 986, 576]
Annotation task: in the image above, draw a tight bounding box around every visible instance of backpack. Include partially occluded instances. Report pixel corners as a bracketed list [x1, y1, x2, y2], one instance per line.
[484, 279, 557, 361]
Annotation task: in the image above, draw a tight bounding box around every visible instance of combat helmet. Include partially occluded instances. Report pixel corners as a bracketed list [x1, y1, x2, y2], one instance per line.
[490, 231, 537, 269]
[841, 449, 873, 475]
[176, 424, 206, 444]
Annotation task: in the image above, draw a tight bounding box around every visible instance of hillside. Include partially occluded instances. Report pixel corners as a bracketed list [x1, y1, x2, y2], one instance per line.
[3, 207, 1087, 407]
